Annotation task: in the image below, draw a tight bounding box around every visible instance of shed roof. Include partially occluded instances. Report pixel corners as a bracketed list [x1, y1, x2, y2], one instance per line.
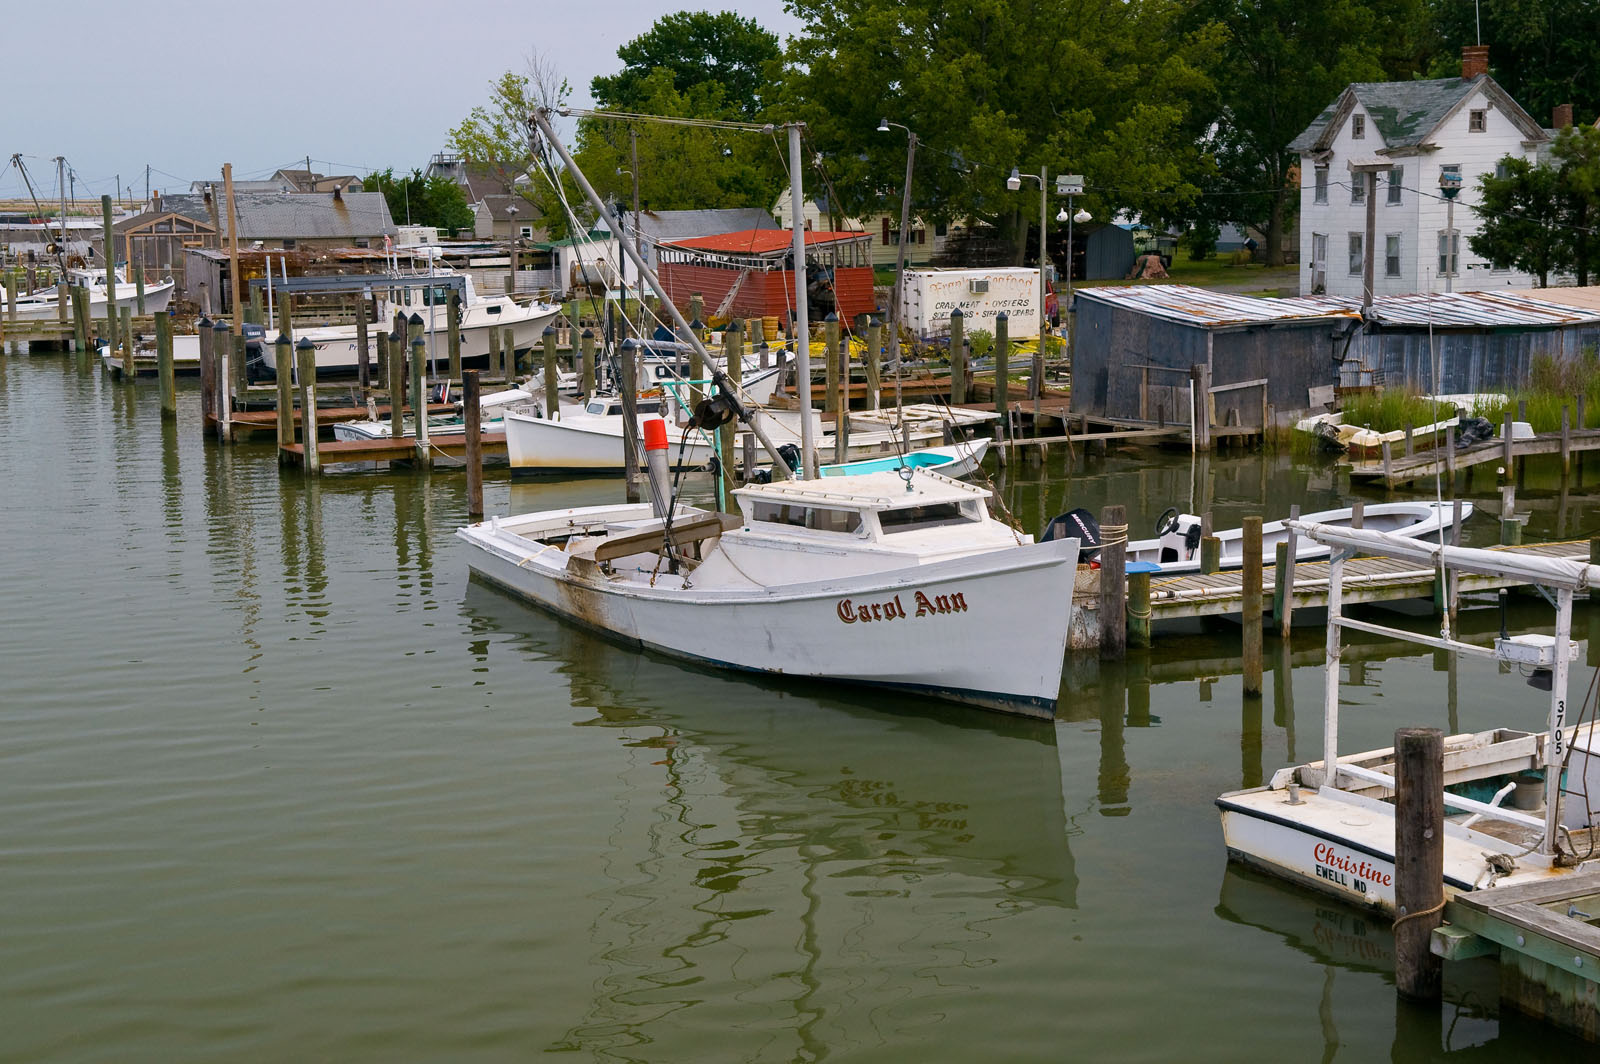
[1075, 284, 1600, 329]
[1073, 285, 1357, 327]
[162, 191, 396, 240]
[663, 228, 869, 257]
[636, 208, 779, 243]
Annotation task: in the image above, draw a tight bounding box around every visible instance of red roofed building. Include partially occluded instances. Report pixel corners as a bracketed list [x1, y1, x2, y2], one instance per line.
[657, 228, 876, 325]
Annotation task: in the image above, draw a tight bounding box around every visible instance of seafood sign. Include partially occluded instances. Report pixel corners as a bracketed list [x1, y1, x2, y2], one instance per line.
[836, 590, 969, 624]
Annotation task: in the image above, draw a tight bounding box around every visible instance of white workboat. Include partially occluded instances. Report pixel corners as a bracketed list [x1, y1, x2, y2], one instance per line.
[99, 332, 202, 376]
[15, 266, 174, 321]
[248, 271, 560, 380]
[1217, 523, 1600, 913]
[1127, 500, 1471, 574]
[819, 440, 990, 480]
[329, 383, 544, 443]
[458, 465, 1079, 715]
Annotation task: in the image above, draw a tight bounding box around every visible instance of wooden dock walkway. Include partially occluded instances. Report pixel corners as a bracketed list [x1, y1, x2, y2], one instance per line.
[1147, 539, 1591, 621]
[1434, 872, 1600, 1041]
[279, 432, 508, 468]
[211, 402, 457, 439]
[1349, 428, 1600, 488]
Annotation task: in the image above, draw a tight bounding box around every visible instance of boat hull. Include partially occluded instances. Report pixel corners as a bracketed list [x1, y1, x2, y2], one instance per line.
[249, 304, 561, 379]
[460, 522, 1077, 716]
[14, 278, 175, 321]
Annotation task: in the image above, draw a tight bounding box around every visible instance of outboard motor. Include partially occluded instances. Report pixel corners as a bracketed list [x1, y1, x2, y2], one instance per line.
[1043, 507, 1101, 560]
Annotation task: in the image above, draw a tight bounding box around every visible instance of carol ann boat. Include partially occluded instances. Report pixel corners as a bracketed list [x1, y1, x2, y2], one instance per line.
[458, 452, 1078, 715]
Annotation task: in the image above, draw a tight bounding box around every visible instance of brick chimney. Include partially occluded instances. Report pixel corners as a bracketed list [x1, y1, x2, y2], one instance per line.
[1554, 103, 1574, 130]
[1461, 45, 1489, 80]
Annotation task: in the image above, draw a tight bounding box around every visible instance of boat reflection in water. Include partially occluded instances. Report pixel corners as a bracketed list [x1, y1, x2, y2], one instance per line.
[461, 583, 1079, 1059]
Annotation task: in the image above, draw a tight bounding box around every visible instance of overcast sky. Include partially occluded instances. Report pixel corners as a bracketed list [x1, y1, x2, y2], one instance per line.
[1, 0, 802, 202]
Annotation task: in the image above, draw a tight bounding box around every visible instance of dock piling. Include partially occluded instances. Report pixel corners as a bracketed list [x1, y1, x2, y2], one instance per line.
[411, 336, 430, 466]
[1127, 569, 1151, 648]
[1394, 726, 1445, 1001]
[503, 327, 515, 377]
[100, 196, 117, 359]
[994, 312, 1010, 421]
[120, 306, 134, 379]
[580, 328, 596, 397]
[464, 369, 483, 516]
[156, 311, 175, 419]
[447, 293, 462, 383]
[134, 267, 146, 316]
[1241, 515, 1263, 695]
[621, 339, 640, 502]
[355, 301, 371, 401]
[274, 334, 294, 453]
[296, 338, 319, 474]
[864, 315, 883, 409]
[387, 333, 403, 440]
[1279, 504, 1299, 637]
[542, 326, 558, 420]
[1099, 504, 1127, 660]
[488, 325, 501, 383]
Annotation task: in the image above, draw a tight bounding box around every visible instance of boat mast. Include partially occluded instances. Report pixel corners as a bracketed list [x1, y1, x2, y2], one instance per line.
[55, 156, 69, 274]
[12, 155, 70, 275]
[526, 107, 796, 480]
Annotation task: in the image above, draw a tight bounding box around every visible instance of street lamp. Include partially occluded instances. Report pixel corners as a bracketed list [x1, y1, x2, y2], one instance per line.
[1439, 167, 1462, 294]
[878, 118, 917, 418]
[1055, 192, 1090, 374]
[1008, 165, 1085, 393]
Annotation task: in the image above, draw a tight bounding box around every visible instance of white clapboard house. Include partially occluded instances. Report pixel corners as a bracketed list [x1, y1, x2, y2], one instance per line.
[1290, 46, 1563, 298]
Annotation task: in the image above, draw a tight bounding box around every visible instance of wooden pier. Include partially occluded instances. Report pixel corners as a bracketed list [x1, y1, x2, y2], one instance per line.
[278, 432, 508, 468]
[1145, 539, 1592, 622]
[208, 401, 456, 439]
[1433, 873, 1600, 1041]
[1350, 427, 1600, 488]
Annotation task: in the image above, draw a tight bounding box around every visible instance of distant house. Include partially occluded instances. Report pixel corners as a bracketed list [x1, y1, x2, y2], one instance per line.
[188, 169, 363, 196]
[771, 189, 969, 267]
[1290, 45, 1556, 298]
[427, 154, 541, 241]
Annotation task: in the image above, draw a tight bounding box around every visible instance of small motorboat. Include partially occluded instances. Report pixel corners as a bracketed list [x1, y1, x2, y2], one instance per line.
[1123, 501, 1472, 574]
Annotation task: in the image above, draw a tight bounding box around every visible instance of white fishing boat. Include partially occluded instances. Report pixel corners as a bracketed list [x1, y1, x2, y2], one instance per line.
[1125, 500, 1471, 574]
[459, 459, 1079, 715]
[99, 332, 203, 376]
[818, 440, 990, 480]
[14, 266, 174, 322]
[329, 382, 543, 443]
[247, 271, 560, 380]
[1217, 522, 1600, 913]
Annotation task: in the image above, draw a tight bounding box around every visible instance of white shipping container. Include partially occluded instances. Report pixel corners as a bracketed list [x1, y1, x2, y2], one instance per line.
[900, 267, 1041, 340]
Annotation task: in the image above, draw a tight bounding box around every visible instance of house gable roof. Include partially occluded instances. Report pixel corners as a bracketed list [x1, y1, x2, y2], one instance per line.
[1288, 75, 1548, 154]
[160, 191, 396, 240]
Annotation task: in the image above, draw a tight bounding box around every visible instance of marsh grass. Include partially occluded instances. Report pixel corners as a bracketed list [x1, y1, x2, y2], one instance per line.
[1340, 389, 1453, 433]
[1470, 349, 1600, 432]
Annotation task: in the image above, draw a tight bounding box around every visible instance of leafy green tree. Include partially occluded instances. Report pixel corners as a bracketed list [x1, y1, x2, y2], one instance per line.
[782, 0, 1218, 264]
[1469, 156, 1566, 286]
[364, 169, 475, 234]
[1187, 1, 1398, 266]
[575, 68, 786, 213]
[1552, 124, 1600, 286]
[448, 53, 579, 237]
[1426, 0, 1600, 122]
[591, 11, 781, 119]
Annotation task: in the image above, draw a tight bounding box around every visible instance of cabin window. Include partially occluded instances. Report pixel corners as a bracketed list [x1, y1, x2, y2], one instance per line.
[747, 501, 863, 535]
[486, 304, 502, 314]
[878, 501, 978, 533]
[586, 401, 607, 414]
[638, 401, 661, 414]
[1313, 166, 1328, 204]
[1469, 109, 1486, 132]
[1351, 114, 1365, 139]
[1387, 166, 1403, 205]
[421, 285, 452, 306]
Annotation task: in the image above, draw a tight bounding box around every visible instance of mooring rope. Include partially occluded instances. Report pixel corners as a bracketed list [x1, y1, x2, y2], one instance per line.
[1391, 897, 1445, 931]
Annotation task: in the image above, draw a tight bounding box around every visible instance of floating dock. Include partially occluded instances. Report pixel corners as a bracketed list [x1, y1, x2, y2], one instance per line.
[1435, 872, 1600, 1041]
[278, 432, 508, 468]
[1349, 428, 1600, 488]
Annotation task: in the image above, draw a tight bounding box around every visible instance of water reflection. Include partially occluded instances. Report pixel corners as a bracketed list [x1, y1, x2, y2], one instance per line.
[462, 583, 1078, 1059]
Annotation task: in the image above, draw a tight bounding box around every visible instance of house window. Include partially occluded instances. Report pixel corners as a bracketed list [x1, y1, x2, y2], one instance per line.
[1385, 234, 1401, 277]
[935, 222, 948, 238]
[281, 239, 296, 250]
[1351, 174, 1366, 204]
[881, 218, 891, 243]
[1438, 230, 1459, 277]
[1495, 159, 1510, 180]
[1348, 233, 1364, 275]
[1469, 109, 1487, 132]
[1351, 114, 1365, 139]
[1314, 166, 1328, 204]
[1312, 233, 1327, 268]
[519, 225, 532, 239]
[354, 238, 369, 249]
[1387, 166, 1403, 205]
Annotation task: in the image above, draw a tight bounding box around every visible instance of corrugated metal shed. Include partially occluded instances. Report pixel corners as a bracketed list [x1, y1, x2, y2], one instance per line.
[162, 191, 395, 241]
[1363, 290, 1600, 327]
[1501, 287, 1600, 314]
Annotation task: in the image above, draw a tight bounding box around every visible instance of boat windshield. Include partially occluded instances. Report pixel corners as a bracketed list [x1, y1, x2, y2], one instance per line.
[746, 501, 863, 535]
[878, 501, 980, 533]
[421, 285, 454, 306]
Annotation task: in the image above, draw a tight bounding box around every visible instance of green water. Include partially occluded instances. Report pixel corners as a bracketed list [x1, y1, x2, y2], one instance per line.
[3, 352, 1597, 1060]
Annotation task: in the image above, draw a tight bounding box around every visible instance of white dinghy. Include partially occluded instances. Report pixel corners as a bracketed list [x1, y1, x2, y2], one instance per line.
[1126, 500, 1472, 574]
[1217, 523, 1600, 913]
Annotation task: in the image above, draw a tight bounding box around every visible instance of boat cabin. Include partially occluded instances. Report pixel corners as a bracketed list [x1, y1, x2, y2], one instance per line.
[582, 397, 665, 417]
